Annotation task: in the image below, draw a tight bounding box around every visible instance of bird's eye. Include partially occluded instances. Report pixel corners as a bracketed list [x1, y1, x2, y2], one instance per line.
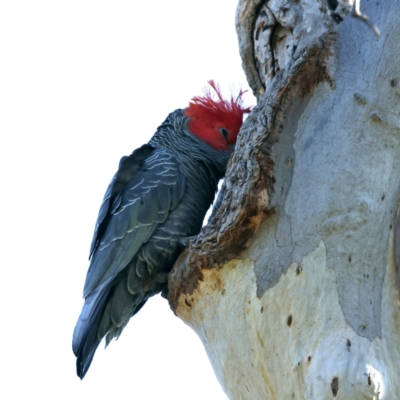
[219, 128, 228, 138]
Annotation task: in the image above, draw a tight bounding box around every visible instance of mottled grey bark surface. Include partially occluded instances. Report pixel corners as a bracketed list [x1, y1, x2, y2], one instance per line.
[169, 1, 400, 398]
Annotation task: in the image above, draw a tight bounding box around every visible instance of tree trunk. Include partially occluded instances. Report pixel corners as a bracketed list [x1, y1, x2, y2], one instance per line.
[169, 1, 400, 398]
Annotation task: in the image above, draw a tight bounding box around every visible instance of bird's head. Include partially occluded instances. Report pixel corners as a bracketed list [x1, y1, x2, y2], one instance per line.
[184, 80, 251, 151]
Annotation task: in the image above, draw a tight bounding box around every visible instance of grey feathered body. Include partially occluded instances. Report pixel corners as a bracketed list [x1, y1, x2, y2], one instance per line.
[73, 109, 232, 378]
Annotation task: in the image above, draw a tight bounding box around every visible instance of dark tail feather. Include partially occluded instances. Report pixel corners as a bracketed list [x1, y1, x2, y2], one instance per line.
[73, 278, 149, 379]
[72, 281, 111, 379]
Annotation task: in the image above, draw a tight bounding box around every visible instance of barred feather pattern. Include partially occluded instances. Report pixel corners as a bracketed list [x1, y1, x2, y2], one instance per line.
[73, 109, 233, 379]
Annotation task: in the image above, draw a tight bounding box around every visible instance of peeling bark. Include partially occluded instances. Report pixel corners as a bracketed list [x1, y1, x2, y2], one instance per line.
[169, 35, 335, 310]
[169, 1, 400, 399]
[237, 0, 348, 99]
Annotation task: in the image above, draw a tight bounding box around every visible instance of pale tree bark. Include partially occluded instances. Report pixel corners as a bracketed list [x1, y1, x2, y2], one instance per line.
[168, 1, 400, 399]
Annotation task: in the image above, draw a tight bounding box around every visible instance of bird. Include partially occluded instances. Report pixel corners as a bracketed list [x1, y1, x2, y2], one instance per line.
[72, 81, 251, 379]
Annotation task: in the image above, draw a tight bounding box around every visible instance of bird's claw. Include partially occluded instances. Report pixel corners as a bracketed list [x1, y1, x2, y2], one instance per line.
[178, 235, 197, 247]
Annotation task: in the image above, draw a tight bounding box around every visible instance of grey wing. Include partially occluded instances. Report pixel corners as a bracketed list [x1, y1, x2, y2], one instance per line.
[73, 144, 186, 378]
[83, 145, 186, 298]
[88, 144, 154, 260]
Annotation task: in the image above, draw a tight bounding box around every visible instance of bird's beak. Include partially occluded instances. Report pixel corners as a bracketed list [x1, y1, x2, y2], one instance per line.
[228, 143, 236, 151]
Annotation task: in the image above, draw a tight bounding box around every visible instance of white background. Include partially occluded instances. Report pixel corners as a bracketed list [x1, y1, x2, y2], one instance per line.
[0, 1, 254, 399]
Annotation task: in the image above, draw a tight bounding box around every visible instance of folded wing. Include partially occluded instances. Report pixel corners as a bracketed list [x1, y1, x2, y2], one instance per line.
[73, 144, 186, 378]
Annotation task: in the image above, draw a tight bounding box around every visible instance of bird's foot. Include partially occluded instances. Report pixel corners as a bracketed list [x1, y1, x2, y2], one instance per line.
[178, 235, 197, 247]
[161, 286, 169, 299]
